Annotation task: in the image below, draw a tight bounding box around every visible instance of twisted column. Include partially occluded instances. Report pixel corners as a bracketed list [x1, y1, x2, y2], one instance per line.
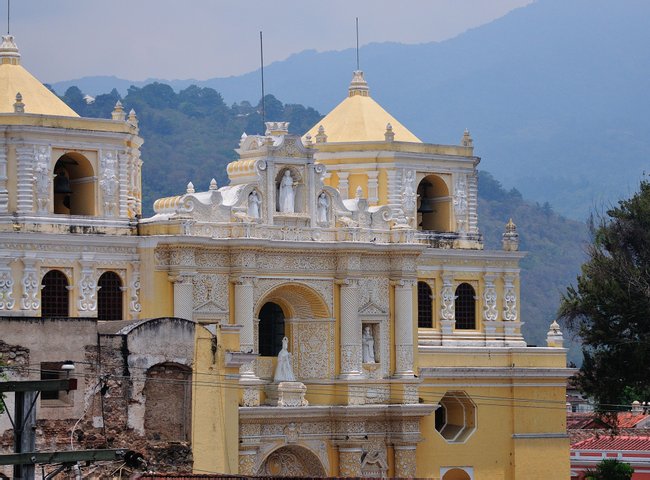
[394, 279, 415, 377]
[339, 279, 362, 378]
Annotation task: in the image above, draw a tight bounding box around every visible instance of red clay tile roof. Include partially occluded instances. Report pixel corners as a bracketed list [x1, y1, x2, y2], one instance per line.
[572, 435, 650, 451]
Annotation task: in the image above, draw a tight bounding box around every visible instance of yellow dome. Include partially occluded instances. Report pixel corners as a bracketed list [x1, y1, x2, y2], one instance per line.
[0, 35, 79, 117]
[304, 70, 420, 144]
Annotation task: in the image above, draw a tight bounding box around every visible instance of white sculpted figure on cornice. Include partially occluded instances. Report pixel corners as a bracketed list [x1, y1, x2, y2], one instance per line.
[278, 170, 296, 213]
[247, 190, 262, 219]
[34, 146, 51, 213]
[317, 192, 330, 224]
[274, 337, 296, 382]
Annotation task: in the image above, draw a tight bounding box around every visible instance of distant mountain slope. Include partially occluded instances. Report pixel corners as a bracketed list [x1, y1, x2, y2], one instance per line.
[60, 84, 586, 361]
[52, 0, 650, 220]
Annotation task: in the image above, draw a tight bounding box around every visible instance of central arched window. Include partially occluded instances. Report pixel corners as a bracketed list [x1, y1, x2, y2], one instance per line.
[41, 270, 69, 317]
[258, 302, 285, 356]
[417, 281, 433, 328]
[455, 283, 476, 330]
[98, 271, 123, 320]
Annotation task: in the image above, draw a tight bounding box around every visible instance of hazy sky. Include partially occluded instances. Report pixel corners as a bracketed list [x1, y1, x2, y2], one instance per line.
[8, 0, 533, 83]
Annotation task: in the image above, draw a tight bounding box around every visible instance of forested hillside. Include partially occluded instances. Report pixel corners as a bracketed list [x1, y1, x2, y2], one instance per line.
[58, 83, 585, 362]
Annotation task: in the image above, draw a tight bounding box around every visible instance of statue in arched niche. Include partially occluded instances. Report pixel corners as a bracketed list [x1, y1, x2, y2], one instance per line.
[362, 326, 376, 363]
[248, 190, 262, 218]
[274, 336, 296, 382]
[317, 192, 329, 224]
[278, 170, 295, 213]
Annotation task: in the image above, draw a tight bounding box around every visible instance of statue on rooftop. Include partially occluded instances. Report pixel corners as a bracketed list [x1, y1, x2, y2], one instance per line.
[317, 192, 329, 224]
[247, 190, 262, 218]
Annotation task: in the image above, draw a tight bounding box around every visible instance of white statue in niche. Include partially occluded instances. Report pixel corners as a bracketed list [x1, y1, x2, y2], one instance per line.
[278, 170, 295, 213]
[317, 192, 329, 224]
[362, 326, 376, 363]
[247, 190, 262, 218]
[274, 336, 296, 382]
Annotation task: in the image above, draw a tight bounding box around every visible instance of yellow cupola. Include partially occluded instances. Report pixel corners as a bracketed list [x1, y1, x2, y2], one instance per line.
[0, 35, 79, 117]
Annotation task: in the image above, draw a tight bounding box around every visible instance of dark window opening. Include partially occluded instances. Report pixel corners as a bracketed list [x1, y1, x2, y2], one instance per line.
[455, 283, 476, 330]
[41, 270, 69, 317]
[98, 271, 123, 320]
[258, 302, 285, 356]
[418, 281, 433, 328]
[40, 362, 63, 400]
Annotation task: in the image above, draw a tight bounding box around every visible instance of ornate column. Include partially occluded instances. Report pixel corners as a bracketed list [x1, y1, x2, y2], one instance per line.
[483, 273, 498, 344]
[0, 144, 8, 212]
[394, 445, 417, 478]
[467, 171, 479, 234]
[503, 273, 525, 346]
[238, 449, 258, 476]
[440, 274, 455, 336]
[337, 171, 350, 200]
[15, 145, 35, 214]
[367, 170, 379, 205]
[394, 279, 415, 377]
[169, 272, 195, 320]
[20, 256, 39, 314]
[338, 444, 363, 477]
[77, 259, 97, 317]
[339, 279, 362, 379]
[0, 258, 15, 311]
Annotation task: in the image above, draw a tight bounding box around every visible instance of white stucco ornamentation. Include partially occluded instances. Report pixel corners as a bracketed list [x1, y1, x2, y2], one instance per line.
[483, 275, 498, 322]
[33, 146, 51, 213]
[100, 151, 119, 216]
[129, 269, 142, 318]
[440, 275, 455, 321]
[503, 274, 517, 321]
[402, 169, 416, 214]
[454, 174, 468, 232]
[77, 267, 98, 313]
[20, 268, 39, 311]
[0, 268, 15, 310]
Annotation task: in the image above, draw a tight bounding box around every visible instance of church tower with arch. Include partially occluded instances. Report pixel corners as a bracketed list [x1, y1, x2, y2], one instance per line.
[0, 33, 570, 479]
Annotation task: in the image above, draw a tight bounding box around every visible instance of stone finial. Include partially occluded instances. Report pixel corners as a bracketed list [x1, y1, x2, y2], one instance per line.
[186, 182, 195, 194]
[111, 101, 126, 121]
[304, 134, 313, 147]
[0, 35, 21, 65]
[315, 125, 328, 144]
[265, 121, 290, 136]
[209, 178, 217, 190]
[502, 218, 519, 251]
[13, 92, 24, 113]
[348, 70, 370, 97]
[127, 109, 138, 128]
[239, 132, 248, 147]
[355, 186, 363, 199]
[632, 400, 643, 413]
[546, 320, 564, 348]
[384, 123, 395, 142]
[461, 128, 474, 147]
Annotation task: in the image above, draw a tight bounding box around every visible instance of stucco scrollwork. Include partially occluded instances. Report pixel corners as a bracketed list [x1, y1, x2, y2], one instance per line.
[170, 248, 195, 267]
[483, 276, 498, 322]
[100, 150, 119, 216]
[239, 452, 257, 476]
[129, 269, 142, 316]
[358, 277, 388, 315]
[33, 145, 51, 213]
[292, 321, 333, 379]
[0, 268, 15, 310]
[21, 268, 39, 311]
[78, 267, 98, 312]
[503, 274, 517, 321]
[454, 173, 468, 232]
[193, 273, 228, 313]
[440, 275, 455, 321]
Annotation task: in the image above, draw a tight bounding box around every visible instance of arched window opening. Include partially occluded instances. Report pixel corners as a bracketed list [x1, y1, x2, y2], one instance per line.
[258, 302, 285, 356]
[41, 270, 69, 317]
[418, 281, 433, 328]
[98, 271, 123, 321]
[417, 174, 451, 231]
[53, 152, 95, 215]
[144, 363, 191, 441]
[455, 283, 476, 330]
[442, 468, 472, 480]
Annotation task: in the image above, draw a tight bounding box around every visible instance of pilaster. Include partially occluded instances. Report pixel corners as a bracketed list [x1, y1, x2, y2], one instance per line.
[0, 144, 7, 212]
[367, 170, 379, 205]
[338, 444, 363, 477]
[394, 444, 417, 478]
[339, 278, 362, 379]
[338, 171, 350, 200]
[169, 271, 195, 320]
[393, 279, 415, 377]
[15, 145, 35, 214]
[20, 256, 40, 314]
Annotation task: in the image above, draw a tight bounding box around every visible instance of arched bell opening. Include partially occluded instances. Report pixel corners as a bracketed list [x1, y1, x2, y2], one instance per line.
[417, 174, 451, 231]
[53, 152, 95, 215]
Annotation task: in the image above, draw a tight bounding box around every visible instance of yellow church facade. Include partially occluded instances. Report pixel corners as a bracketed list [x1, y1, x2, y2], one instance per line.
[0, 34, 570, 479]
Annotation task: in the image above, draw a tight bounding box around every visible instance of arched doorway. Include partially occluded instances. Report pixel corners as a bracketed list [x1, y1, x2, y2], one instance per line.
[442, 467, 472, 480]
[53, 152, 95, 215]
[97, 271, 123, 320]
[144, 363, 192, 441]
[417, 174, 451, 231]
[41, 270, 69, 317]
[256, 445, 327, 477]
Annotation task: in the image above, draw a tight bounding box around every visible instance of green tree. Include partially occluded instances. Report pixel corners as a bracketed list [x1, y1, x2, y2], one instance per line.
[559, 180, 650, 406]
[584, 459, 634, 480]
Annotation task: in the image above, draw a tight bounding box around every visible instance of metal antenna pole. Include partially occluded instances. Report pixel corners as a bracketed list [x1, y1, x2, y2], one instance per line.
[356, 17, 359, 70]
[7, 0, 10, 35]
[260, 31, 265, 130]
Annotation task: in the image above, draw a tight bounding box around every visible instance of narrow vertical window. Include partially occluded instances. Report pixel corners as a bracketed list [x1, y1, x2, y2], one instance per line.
[455, 283, 476, 329]
[258, 302, 285, 356]
[417, 281, 433, 328]
[98, 271, 123, 320]
[41, 270, 69, 317]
